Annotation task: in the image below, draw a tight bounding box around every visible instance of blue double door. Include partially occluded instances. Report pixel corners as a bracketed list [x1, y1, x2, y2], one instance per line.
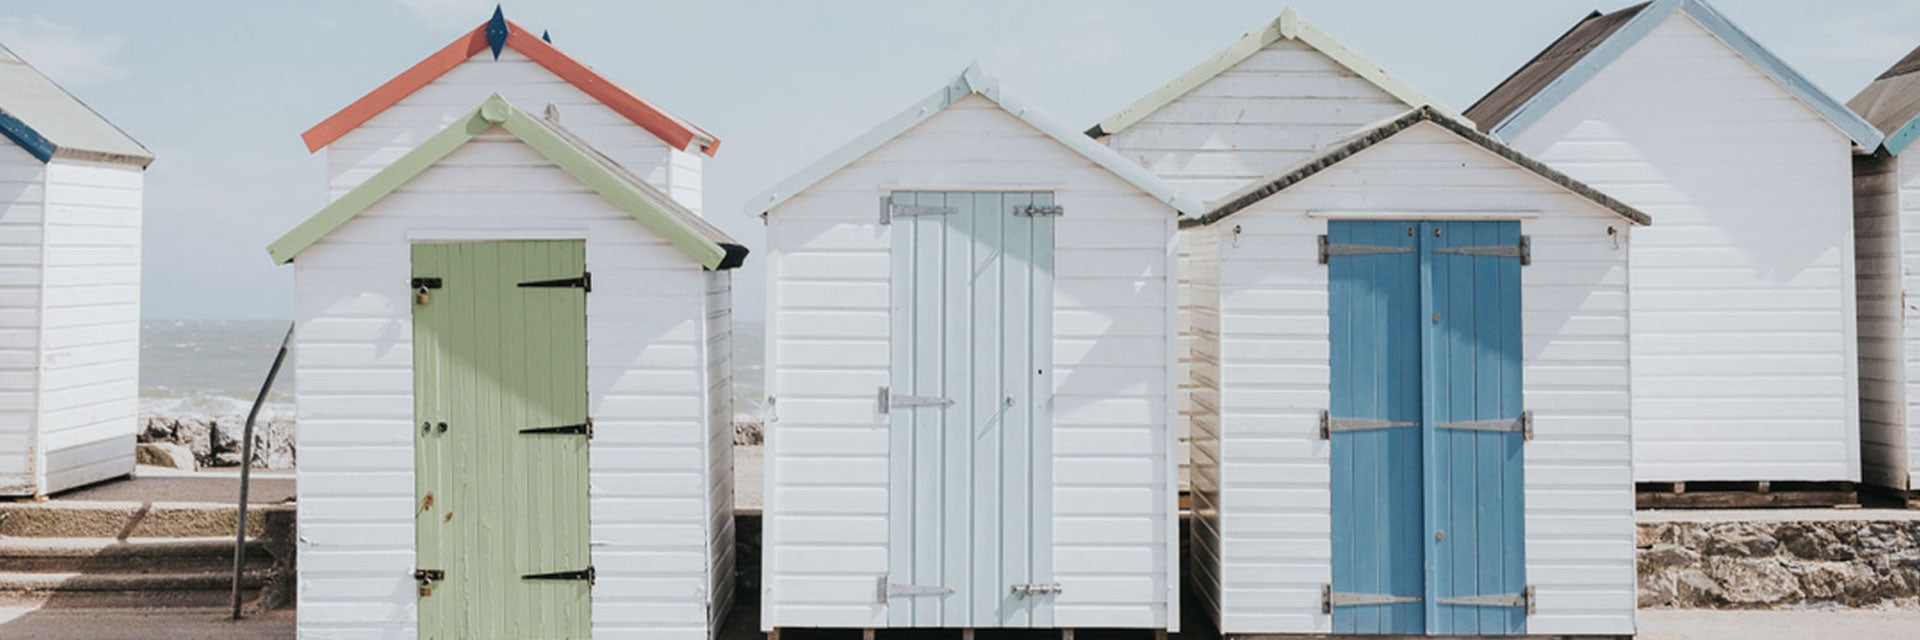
[1327, 220, 1528, 636]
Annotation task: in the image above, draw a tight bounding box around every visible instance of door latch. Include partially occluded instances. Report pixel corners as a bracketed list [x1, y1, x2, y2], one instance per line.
[411, 277, 442, 305]
[414, 568, 445, 596]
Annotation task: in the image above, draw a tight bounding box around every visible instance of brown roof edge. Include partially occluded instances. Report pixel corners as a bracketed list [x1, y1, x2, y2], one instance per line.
[1463, 4, 1647, 131]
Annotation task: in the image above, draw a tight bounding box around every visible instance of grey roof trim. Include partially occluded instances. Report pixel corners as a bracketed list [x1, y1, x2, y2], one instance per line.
[745, 64, 1204, 217]
[0, 42, 151, 168]
[1480, 0, 1884, 149]
[1191, 106, 1652, 228]
[1849, 45, 1920, 156]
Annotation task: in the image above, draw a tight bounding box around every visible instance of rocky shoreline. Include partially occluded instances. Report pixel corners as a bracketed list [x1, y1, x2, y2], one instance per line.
[138, 411, 295, 470]
[1639, 518, 1920, 609]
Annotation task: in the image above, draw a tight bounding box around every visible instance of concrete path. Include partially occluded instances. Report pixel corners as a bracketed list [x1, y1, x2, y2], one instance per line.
[50, 466, 295, 504]
[1637, 609, 1920, 639]
[0, 606, 294, 639]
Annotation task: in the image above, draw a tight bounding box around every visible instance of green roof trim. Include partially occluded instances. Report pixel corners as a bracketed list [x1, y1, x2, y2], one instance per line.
[1086, 7, 1462, 139]
[268, 94, 745, 269]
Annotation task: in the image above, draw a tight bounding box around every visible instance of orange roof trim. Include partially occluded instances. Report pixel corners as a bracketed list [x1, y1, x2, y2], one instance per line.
[299, 19, 718, 156]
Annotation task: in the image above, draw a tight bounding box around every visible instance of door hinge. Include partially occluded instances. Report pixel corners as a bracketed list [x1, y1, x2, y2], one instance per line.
[877, 386, 954, 414]
[1014, 204, 1064, 217]
[1437, 586, 1534, 615]
[1322, 584, 1421, 614]
[1318, 235, 1416, 264]
[1010, 583, 1063, 597]
[519, 418, 592, 438]
[523, 567, 595, 585]
[518, 273, 591, 292]
[877, 574, 954, 603]
[880, 195, 958, 225]
[1434, 236, 1531, 266]
[1435, 411, 1532, 440]
[1318, 409, 1419, 439]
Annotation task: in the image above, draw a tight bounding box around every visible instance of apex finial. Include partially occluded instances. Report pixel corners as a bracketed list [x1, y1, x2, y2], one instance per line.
[486, 6, 509, 59]
[542, 30, 551, 43]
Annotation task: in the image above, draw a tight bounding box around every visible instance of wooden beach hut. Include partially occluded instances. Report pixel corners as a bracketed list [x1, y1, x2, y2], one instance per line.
[275, 11, 742, 638]
[748, 65, 1200, 635]
[1184, 106, 1648, 637]
[0, 41, 151, 497]
[1465, 0, 1885, 501]
[1848, 45, 1920, 506]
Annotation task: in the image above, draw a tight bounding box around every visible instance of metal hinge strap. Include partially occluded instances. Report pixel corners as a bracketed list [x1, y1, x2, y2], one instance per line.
[1015, 204, 1064, 217]
[522, 567, 595, 584]
[880, 196, 958, 224]
[1437, 586, 1534, 614]
[1011, 583, 1063, 596]
[1433, 236, 1531, 265]
[877, 386, 954, 414]
[519, 418, 593, 438]
[1319, 410, 1418, 439]
[877, 574, 954, 602]
[1436, 411, 1532, 440]
[518, 273, 591, 292]
[1318, 235, 1415, 264]
[1321, 585, 1421, 614]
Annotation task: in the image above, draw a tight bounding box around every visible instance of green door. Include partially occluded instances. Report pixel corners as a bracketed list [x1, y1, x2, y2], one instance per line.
[413, 240, 591, 639]
[886, 191, 1056, 628]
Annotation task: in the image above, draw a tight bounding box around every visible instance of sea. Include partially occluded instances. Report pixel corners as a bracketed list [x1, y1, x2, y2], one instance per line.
[140, 320, 767, 420]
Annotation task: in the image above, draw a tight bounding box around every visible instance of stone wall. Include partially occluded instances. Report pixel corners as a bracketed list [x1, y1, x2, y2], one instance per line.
[139, 413, 295, 469]
[1638, 518, 1920, 609]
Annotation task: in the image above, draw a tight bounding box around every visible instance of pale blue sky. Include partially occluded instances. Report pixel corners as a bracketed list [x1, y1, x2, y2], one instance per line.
[4, 0, 1917, 320]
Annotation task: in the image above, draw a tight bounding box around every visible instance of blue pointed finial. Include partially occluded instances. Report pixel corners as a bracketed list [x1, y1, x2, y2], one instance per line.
[485, 6, 509, 59]
[542, 30, 551, 43]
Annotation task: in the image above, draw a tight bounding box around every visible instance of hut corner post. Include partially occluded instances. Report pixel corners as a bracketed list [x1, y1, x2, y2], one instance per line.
[232, 324, 295, 619]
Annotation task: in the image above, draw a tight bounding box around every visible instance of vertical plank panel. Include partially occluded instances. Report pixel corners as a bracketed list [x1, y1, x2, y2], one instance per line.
[913, 191, 948, 626]
[1028, 192, 1056, 629]
[887, 192, 916, 627]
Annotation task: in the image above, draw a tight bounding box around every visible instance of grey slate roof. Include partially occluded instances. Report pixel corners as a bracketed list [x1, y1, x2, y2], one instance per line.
[0, 41, 151, 167]
[1463, 3, 1648, 130]
[1193, 106, 1652, 228]
[1849, 44, 1920, 155]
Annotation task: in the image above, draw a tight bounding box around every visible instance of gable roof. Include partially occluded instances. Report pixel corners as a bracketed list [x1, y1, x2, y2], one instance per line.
[1194, 106, 1652, 227]
[1085, 7, 1460, 139]
[0, 42, 151, 167]
[1466, 0, 1883, 149]
[300, 8, 717, 156]
[745, 64, 1204, 217]
[269, 94, 746, 270]
[1849, 44, 1920, 155]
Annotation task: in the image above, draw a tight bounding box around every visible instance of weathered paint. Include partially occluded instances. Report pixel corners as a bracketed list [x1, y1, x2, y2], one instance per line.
[887, 191, 1055, 628]
[270, 94, 741, 270]
[413, 240, 591, 638]
[301, 11, 716, 155]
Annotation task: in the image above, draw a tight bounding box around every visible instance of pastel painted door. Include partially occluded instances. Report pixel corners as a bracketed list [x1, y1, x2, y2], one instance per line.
[887, 191, 1055, 628]
[413, 240, 591, 639]
[1328, 220, 1527, 635]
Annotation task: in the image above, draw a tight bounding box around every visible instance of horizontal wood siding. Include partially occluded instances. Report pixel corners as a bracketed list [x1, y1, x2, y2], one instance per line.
[325, 48, 680, 206]
[763, 94, 1178, 629]
[293, 132, 716, 640]
[1184, 224, 1224, 631]
[1506, 13, 1860, 483]
[1103, 39, 1416, 203]
[1900, 155, 1920, 489]
[1855, 154, 1906, 491]
[37, 159, 140, 493]
[0, 144, 42, 495]
[707, 269, 737, 636]
[1208, 123, 1635, 636]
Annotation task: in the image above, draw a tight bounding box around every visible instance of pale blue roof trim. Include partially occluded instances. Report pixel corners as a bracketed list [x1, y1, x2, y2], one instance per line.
[746, 63, 1204, 217]
[1887, 116, 1920, 156]
[1488, 0, 1884, 149]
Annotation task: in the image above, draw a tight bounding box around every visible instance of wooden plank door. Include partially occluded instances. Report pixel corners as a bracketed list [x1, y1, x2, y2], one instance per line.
[414, 240, 591, 639]
[1328, 221, 1527, 636]
[888, 191, 1055, 628]
[1328, 221, 1425, 634]
[1424, 221, 1526, 636]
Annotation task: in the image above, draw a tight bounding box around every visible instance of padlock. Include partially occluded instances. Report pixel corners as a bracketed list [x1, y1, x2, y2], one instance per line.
[416, 285, 430, 305]
[419, 584, 433, 597]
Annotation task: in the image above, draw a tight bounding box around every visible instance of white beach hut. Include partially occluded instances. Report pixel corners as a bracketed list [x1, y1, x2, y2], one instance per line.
[1465, 0, 1885, 497]
[749, 65, 1200, 635]
[275, 11, 743, 639]
[1184, 107, 1648, 637]
[0, 42, 151, 497]
[1085, 8, 1455, 484]
[1848, 46, 1920, 505]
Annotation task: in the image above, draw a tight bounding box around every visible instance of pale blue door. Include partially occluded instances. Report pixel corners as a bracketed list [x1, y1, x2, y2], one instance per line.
[1329, 220, 1527, 636]
[887, 191, 1056, 628]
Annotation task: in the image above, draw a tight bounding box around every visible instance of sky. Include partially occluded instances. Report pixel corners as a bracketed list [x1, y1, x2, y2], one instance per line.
[4, 0, 1919, 321]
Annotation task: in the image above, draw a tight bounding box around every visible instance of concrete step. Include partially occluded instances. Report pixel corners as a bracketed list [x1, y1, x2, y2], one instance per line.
[0, 537, 273, 573]
[0, 501, 289, 538]
[0, 569, 271, 591]
[0, 588, 263, 610]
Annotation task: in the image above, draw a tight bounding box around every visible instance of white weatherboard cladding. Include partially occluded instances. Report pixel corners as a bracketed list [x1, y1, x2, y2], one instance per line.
[1505, 13, 1859, 483]
[1184, 224, 1224, 628]
[292, 132, 729, 640]
[0, 143, 43, 494]
[1856, 152, 1920, 492]
[763, 94, 1179, 630]
[705, 269, 737, 632]
[323, 48, 701, 211]
[1104, 39, 1419, 203]
[1195, 123, 1636, 635]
